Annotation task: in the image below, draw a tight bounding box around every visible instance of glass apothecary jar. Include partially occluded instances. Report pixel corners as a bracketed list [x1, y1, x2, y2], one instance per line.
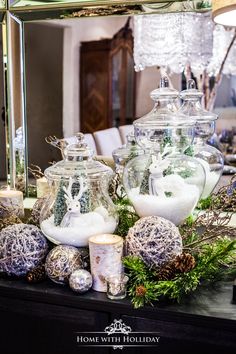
[123, 152, 205, 225]
[40, 133, 118, 247]
[179, 80, 224, 199]
[112, 132, 144, 175]
[133, 78, 195, 152]
[123, 83, 206, 225]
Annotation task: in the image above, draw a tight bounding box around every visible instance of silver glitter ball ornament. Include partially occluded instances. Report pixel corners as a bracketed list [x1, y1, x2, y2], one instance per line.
[69, 269, 93, 293]
[45, 245, 83, 284]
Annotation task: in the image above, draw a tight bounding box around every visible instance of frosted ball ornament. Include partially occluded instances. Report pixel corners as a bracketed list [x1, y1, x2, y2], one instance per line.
[0, 224, 48, 276]
[179, 80, 224, 199]
[69, 269, 93, 293]
[133, 77, 196, 153]
[40, 133, 118, 247]
[45, 245, 83, 284]
[126, 216, 182, 269]
[123, 150, 205, 225]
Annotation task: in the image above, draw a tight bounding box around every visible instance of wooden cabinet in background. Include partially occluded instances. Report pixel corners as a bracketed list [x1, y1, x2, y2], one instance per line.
[80, 20, 136, 133]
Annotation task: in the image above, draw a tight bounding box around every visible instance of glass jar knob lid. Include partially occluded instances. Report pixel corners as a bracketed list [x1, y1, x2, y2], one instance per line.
[180, 79, 203, 100]
[64, 133, 94, 161]
[150, 76, 179, 101]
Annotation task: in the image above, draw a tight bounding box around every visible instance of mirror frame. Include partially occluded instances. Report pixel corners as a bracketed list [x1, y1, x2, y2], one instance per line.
[4, 0, 212, 195]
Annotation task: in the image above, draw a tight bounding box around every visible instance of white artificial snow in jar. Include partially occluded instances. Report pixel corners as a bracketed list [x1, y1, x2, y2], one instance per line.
[128, 174, 199, 225]
[41, 206, 117, 247]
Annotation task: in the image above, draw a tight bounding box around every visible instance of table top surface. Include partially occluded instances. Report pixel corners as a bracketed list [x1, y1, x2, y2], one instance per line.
[0, 278, 236, 328]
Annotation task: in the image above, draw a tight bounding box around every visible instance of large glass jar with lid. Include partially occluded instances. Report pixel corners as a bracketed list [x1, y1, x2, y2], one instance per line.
[179, 80, 224, 199]
[40, 133, 118, 247]
[124, 84, 206, 226]
[134, 77, 194, 153]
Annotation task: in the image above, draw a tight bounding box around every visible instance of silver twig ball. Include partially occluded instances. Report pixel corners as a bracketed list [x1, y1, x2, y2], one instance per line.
[126, 216, 182, 269]
[69, 269, 93, 293]
[0, 224, 48, 276]
[45, 245, 83, 284]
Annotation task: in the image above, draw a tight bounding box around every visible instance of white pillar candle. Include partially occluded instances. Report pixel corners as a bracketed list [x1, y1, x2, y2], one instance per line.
[36, 177, 50, 198]
[89, 234, 124, 292]
[0, 187, 24, 217]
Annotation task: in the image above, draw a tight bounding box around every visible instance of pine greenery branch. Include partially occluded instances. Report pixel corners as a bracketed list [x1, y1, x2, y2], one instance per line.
[123, 238, 236, 309]
[114, 198, 139, 237]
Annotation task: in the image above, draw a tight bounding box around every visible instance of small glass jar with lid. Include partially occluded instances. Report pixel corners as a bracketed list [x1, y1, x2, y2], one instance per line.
[179, 80, 224, 199]
[123, 83, 206, 226]
[40, 133, 118, 247]
[112, 132, 144, 175]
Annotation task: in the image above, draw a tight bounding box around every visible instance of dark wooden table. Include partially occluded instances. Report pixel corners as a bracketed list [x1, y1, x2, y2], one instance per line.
[0, 279, 235, 354]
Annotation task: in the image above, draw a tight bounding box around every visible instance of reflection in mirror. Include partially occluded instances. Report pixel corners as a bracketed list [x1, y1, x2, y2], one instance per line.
[23, 15, 181, 197]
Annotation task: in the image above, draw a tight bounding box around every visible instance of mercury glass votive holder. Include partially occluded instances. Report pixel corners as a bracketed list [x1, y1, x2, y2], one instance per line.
[106, 274, 129, 300]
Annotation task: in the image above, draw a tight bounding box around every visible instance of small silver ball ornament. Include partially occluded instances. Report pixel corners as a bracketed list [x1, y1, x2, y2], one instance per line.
[69, 269, 92, 293]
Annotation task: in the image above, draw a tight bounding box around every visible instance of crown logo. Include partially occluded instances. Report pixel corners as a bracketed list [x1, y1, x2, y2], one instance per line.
[104, 319, 132, 336]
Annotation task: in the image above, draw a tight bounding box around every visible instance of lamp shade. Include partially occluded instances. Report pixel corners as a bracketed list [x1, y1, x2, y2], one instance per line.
[212, 0, 236, 26]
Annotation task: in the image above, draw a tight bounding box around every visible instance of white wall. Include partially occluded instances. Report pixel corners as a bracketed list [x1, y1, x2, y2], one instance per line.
[61, 16, 128, 137]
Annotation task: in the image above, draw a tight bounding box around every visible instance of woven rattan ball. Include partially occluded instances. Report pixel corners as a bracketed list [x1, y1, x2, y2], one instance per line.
[126, 216, 182, 269]
[0, 224, 48, 276]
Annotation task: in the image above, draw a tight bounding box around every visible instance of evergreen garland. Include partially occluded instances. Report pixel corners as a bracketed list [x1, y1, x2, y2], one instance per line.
[124, 193, 236, 309]
[124, 237, 236, 308]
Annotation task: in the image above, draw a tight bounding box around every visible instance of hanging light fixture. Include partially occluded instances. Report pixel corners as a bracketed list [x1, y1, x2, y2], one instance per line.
[212, 0, 236, 26]
[133, 12, 214, 76]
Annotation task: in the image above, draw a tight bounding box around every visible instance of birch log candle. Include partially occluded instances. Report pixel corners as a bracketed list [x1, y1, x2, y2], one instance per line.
[89, 234, 124, 292]
[0, 187, 24, 217]
[36, 177, 50, 198]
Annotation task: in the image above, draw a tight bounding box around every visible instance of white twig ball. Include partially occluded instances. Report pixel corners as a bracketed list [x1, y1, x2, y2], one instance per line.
[0, 224, 48, 276]
[126, 216, 182, 269]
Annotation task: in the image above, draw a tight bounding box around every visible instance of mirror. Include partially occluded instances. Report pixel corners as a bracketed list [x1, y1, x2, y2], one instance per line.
[7, 1, 235, 196]
[9, 11, 182, 196]
[0, 14, 7, 188]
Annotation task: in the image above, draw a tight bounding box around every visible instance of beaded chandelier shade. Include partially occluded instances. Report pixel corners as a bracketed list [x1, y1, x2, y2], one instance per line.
[133, 12, 214, 76]
[133, 12, 236, 76]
